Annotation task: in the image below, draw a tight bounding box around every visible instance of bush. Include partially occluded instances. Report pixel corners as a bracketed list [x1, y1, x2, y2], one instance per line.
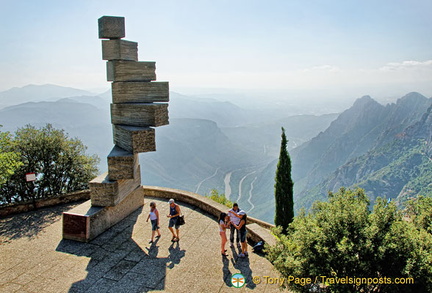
[207, 189, 233, 208]
[266, 187, 432, 293]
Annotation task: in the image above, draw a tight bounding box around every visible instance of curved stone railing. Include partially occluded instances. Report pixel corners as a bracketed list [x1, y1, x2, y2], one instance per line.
[142, 185, 276, 245]
[0, 190, 91, 217]
[1, 185, 277, 245]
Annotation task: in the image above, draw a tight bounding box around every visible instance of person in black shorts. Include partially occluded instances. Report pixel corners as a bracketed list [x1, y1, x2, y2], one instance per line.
[146, 201, 161, 243]
[233, 211, 248, 257]
[167, 198, 181, 242]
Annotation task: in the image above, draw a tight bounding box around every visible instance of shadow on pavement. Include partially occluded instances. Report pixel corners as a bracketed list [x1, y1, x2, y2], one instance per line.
[56, 207, 186, 293]
[0, 202, 80, 244]
[234, 255, 256, 289]
[222, 255, 232, 287]
[224, 242, 256, 289]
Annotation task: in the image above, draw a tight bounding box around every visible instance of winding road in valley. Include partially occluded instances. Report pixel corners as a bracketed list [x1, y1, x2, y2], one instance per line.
[195, 168, 220, 194]
[236, 171, 256, 203]
[195, 167, 259, 214]
[224, 172, 232, 199]
[247, 176, 258, 213]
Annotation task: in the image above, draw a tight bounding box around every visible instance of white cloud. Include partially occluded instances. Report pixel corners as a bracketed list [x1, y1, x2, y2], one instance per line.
[379, 60, 432, 71]
[302, 65, 341, 73]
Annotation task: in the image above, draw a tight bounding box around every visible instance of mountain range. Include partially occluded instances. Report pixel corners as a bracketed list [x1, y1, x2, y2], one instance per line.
[1, 84, 431, 224]
[0, 84, 97, 109]
[290, 92, 432, 211]
[0, 84, 336, 223]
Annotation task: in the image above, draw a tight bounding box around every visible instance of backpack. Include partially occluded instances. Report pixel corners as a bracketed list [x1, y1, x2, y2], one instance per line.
[252, 241, 265, 253]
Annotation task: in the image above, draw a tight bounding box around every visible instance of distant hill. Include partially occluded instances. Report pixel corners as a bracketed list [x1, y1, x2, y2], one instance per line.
[222, 113, 338, 158]
[0, 85, 337, 225]
[0, 84, 96, 109]
[139, 118, 264, 193]
[139, 114, 339, 223]
[168, 92, 337, 128]
[0, 99, 112, 170]
[291, 93, 431, 191]
[169, 92, 249, 127]
[289, 92, 432, 210]
[3, 84, 430, 224]
[299, 102, 432, 209]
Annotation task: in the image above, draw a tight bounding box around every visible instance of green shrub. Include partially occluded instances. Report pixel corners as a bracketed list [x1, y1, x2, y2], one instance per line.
[267, 187, 432, 293]
[207, 189, 233, 208]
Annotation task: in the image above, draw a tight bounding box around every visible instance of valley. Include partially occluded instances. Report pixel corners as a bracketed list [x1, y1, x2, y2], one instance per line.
[1, 84, 431, 224]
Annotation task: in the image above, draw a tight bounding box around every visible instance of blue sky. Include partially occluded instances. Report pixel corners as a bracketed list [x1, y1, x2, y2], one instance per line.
[0, 0, 431, 100]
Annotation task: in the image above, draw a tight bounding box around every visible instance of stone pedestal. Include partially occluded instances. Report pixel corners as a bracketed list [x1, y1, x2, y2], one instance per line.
[63, 187, 144, 242]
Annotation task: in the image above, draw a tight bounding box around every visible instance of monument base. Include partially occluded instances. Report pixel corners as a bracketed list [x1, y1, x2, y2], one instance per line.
[62, 186, 144, 242]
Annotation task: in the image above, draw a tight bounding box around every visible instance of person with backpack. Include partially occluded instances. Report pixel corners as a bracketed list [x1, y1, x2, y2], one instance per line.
[167, 198, 181, 242]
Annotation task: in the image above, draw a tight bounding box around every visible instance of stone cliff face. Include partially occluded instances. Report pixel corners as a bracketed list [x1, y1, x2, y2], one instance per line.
[292, 96, 385, 183]
[404, 103, 432, 146]
[292, 93, 432, 209]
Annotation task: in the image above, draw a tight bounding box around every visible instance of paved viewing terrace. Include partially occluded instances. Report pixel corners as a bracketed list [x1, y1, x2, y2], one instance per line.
[0, 196, 283, 292]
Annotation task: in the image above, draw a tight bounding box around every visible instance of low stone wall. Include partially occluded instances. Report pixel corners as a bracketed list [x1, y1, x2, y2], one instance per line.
[142, 185, 276, 245]
[1, 185, 277, 246]
[0, 190, 91, 218]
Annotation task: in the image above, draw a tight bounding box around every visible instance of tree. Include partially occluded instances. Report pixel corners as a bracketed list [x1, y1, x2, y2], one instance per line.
[0, 126, 22, 186]
[405, 195, 432, 234]
[267, 187, 432, 293]
[274, 127, 294, 232]
[0, 124, 99, 203]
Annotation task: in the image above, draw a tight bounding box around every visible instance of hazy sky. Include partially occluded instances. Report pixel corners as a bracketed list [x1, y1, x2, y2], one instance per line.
[1, 0, 431, 100]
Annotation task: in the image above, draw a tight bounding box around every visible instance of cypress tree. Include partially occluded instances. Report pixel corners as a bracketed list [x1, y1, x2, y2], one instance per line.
[274, 127, 294, 233]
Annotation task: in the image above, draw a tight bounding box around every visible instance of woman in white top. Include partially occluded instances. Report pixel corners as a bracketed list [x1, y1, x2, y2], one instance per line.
[146, 202, 161, 243]
[218, 212, 230, 256]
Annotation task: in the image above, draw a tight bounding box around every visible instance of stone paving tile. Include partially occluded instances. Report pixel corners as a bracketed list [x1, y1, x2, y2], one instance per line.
[0, 282, 23, 293]
[0, 197, 286, 292]
[85, 277, 118, 293]
[124, 247, 146, 262]
[104, 260, 138, 281]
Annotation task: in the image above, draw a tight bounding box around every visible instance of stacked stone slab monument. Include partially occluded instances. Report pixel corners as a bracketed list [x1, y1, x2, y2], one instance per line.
[62, 16, 169, 242]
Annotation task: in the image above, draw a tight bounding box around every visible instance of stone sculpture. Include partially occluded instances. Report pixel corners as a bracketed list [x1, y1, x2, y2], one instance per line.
[62, 16, 169, 242]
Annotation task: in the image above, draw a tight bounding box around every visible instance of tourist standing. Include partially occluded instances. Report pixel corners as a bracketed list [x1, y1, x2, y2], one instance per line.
[233, 211, 248, 257]
[146, 201, 161, 243]
[167, 198, 181, 242]
[219, 212, 230, 256]
[228, 203, 242, 247]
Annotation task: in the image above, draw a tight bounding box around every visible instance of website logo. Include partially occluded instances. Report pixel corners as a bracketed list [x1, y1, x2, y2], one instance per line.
[231, 273, 245, 288]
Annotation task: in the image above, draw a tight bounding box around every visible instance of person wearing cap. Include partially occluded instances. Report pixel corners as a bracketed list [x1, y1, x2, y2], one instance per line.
[228, 203, 242, 248]
[167, 198, 181, 242]
[233, 210, 248, 257]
